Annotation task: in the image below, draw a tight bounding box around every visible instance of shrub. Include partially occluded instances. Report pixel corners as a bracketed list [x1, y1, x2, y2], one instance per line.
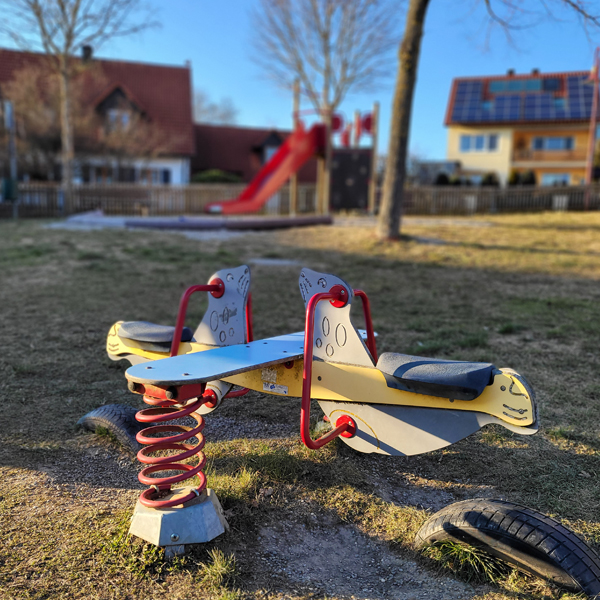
[191, 170, 243, 184]
[481, 172, 499, 187]
[508, 170, 521, 186]
[521, 170, 537, 186]
[434, 172, 450, 186]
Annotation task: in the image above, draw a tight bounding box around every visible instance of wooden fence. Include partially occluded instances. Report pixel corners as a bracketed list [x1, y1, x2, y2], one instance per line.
[402, 184, 600, 215]
[1, 182, 600, 219]
[0, 183, 318, 219]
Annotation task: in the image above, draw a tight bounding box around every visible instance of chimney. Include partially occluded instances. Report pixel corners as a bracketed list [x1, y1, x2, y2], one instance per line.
[531, 68, 540, 75]
[82, 45, 93, 62]
[507, 69, 515, 77]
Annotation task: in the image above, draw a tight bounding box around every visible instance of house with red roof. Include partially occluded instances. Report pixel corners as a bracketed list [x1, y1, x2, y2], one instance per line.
[192, 123, 317, 183]
[0, 47, 194, 184]
[445, 68, 596, 186]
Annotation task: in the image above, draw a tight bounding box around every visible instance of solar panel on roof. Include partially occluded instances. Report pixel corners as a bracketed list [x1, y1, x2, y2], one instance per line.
[450, 74, 597, 123]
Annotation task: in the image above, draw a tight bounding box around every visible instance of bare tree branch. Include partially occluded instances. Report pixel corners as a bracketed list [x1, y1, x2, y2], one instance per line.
[251, 0, 400, 113]
[194, 90, 239, 125]
[0, 0, 158, 205]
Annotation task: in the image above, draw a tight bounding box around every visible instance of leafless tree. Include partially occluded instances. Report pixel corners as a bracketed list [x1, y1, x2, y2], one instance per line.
[377, 0, 600, 240]
[0, 0, 156, 205]
[193, 90, 239, 125]
[2, 60, 173, 181]
[2, 61, 96, 179]
[251, 0, 399, 114]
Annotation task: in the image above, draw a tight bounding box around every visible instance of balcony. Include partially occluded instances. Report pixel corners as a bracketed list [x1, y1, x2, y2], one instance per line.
[512, 148, 588, 162]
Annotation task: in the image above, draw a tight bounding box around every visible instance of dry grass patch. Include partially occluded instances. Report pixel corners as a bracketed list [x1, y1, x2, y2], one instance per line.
[2, 213, 600, 599]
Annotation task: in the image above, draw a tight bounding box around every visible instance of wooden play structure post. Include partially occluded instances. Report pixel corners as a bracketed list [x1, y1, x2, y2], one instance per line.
[368, 101, 380, 215]
[353, 110, 361, 147]
[319, 106, 332, 216]
[290, 79, 300, 217]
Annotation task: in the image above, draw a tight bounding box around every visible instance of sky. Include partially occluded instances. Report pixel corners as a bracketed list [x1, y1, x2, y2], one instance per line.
[3, 0, 600, 160]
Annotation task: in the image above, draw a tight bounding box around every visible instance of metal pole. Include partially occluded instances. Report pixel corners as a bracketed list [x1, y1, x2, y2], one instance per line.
[368, 102, 380, 215]
[290, 79, 300, 217]
[4, 100, 18, 217]
[585, 48, 599, 204]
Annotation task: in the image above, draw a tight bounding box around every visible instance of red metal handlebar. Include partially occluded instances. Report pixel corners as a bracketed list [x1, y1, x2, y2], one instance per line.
[353, 289, 377, 362]
[301, 288, 356, 449]
[170, 279, 224, 357]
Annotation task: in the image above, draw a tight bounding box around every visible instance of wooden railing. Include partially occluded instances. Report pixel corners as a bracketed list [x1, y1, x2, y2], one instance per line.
[512, 148, 588, 162]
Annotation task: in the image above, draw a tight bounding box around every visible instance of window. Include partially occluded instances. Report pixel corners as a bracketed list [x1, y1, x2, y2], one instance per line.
[140, 169, 163, 184]
[533, 137, 544, 150]
[482, 100, 493, 111]
[459, 134, 500, 153]
[264, 145, 279, 163]
[554, 97, 566, 110]
[107, 109, 131, 132]
[541, 173, 570, 186]
[531, 137, 574, 151]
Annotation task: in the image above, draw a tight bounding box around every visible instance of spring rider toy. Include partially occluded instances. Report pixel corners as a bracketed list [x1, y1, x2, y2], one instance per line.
[106, 265, 537, 554]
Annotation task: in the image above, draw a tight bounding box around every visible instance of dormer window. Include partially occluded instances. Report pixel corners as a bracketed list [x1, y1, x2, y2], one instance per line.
[107, 108, 131, 132]
[264, 145, 279, 163]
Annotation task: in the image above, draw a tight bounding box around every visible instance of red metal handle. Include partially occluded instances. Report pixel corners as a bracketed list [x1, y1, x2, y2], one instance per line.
[245, 293, 254, 343]
[353, 289, 377, 362]
[301, 288, 356, 449]
[170, 279, 224, 357]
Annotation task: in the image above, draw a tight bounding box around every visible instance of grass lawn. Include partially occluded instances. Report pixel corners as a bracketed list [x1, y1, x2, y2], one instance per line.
[1, 212, 600, 599]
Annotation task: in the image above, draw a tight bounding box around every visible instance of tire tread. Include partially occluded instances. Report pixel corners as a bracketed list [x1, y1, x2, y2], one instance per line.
[415, 498, 600, 596]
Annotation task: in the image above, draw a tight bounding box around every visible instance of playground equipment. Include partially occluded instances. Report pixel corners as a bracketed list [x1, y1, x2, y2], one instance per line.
[206, 122, 327, 215]
[206, 79, 379, 216]
[105, 264, 540, 553]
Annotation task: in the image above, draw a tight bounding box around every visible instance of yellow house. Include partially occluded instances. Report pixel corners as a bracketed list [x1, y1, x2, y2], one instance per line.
[445, 70, 593, 186]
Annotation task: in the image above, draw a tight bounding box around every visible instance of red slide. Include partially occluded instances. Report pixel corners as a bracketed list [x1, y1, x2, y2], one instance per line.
[206, 123, 326, 215]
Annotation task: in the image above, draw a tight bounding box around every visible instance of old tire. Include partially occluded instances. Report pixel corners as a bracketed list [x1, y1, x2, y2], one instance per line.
[77, 403, 143, 454]
[415, 498, 600, 596]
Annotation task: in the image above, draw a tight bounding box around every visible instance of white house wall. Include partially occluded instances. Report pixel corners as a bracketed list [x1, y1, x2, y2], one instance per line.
[79, 157, 190, 184]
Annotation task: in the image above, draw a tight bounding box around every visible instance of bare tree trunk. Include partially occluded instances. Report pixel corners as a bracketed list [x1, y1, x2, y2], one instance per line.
[58, 61, 74, 214]
[377, 0, 430, 240]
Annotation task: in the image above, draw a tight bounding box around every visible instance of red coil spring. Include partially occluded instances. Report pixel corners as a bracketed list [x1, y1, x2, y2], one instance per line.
[135, 389, 215, 508]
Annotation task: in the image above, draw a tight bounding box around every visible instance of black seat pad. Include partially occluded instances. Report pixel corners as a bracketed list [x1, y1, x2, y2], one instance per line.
[377, 353, 496, 401]
[118, 321, 193, 344]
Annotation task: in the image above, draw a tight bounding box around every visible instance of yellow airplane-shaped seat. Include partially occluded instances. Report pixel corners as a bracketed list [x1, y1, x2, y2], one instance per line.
[120, 266, 538, 457]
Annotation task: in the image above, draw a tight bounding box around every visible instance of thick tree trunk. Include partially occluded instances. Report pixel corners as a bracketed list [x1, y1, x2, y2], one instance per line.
[58, 62, 74, 213]
[377, 0, 430, 240]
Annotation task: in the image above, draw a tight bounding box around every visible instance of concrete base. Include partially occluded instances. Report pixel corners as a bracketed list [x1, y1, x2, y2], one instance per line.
[129, 488, 228, 547]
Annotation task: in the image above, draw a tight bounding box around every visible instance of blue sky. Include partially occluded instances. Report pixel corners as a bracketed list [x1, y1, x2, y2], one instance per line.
[4, 0, 600, 159]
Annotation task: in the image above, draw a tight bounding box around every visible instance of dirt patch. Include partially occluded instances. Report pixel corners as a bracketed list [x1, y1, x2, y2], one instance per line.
[253, 517, 483, 599]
